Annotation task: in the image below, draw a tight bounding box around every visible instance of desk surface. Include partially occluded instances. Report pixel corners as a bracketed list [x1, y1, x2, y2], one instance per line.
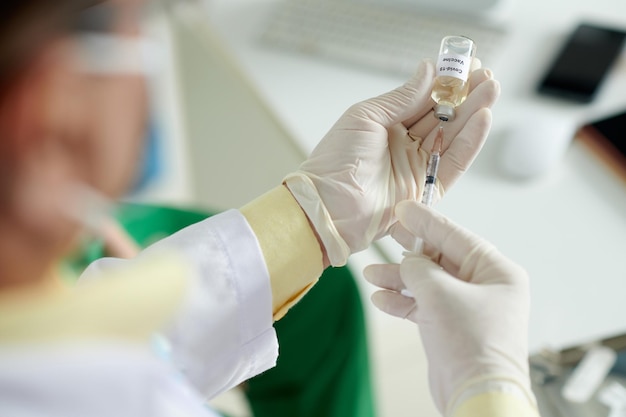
[203, 0, 626, 352]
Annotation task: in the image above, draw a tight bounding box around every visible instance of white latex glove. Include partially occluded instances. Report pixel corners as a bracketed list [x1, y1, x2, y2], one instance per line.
[364, 201, 535, 415]
[284, 59, 500, 266]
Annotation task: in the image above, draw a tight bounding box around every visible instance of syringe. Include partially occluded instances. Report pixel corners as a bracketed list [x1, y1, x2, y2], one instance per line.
[421, 123, 444, 207]
[400, 123, 446, 299]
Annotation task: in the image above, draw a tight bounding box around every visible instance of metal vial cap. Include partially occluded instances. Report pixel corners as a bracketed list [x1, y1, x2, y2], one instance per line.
[434, 104, 456, 122]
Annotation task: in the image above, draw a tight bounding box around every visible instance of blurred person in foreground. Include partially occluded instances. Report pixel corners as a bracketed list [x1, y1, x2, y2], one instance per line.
[0, 0, 538, 416]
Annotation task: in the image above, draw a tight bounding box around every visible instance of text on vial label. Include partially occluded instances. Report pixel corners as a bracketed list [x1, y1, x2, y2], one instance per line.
[436, 52, 471, 81]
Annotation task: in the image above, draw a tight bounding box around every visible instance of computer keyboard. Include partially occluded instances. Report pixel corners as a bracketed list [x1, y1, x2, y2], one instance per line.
[260, 0, 509, 77]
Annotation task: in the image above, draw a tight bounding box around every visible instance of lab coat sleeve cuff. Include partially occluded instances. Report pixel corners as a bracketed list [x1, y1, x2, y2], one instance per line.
[449, 377, 539, 417]
[241, 185, 324, 320]
[451, 391, 540, 417]
[283, 172, 351, 267]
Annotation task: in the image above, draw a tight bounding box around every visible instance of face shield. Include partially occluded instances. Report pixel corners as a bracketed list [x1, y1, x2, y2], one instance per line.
[73, 2, 166, 197]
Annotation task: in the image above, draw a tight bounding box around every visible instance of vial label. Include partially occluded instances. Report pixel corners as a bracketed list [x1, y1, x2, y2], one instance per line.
[436, 52, 471, 81]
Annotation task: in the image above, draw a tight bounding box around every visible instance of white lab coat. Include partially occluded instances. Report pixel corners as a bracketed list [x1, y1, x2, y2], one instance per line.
[0, 210, 279, 417]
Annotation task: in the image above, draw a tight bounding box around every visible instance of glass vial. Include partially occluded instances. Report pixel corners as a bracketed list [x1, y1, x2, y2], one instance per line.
[432, 35, 476, 122]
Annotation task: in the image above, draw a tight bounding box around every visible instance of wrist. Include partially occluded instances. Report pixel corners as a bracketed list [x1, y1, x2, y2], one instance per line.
[240, 185, 325, 320]
[282, 184, 330, 269]
[447, 375, 537, 417]
[283, 172, 350, 266]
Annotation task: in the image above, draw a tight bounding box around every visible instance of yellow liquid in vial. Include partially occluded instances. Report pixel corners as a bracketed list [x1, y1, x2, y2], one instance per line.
[431, 76, 470, 107]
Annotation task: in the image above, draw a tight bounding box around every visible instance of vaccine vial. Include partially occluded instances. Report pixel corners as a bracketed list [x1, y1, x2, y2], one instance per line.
[432, 35, 476, 122]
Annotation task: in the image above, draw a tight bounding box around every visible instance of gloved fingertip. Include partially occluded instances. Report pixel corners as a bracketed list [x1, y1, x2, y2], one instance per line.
[399, 255, 437, 284]
[394, 200, 417, 218]
[371, 289, 419, 322]
[363, 263, 400, 285]
[369, 290, 387, 310]
[395, 200, 429, 230]
[470, 78, 500, 105]
[416, 57, 432, 69]
[401, 254, 428, 268]
[410, 59, 435, 82]
[470, 57, 482, 72]
[472, 107, 494, 128]
[370, 290, 401, 312]
[362, 264, 375, 281]
[492, 79, 501, 97]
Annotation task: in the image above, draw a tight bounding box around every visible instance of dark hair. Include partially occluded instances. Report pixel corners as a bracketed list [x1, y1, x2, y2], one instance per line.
[0, 0, 104, 211]
[0, 0, 104, 96]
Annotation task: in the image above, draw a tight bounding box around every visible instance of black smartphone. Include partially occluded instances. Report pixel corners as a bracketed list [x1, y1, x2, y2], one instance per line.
[537, 22, 626, 103]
